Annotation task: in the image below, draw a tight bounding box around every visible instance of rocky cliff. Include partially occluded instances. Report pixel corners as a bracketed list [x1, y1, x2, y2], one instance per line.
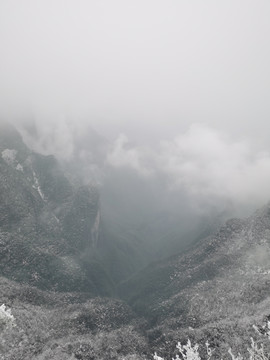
[0, 123, 112, 295]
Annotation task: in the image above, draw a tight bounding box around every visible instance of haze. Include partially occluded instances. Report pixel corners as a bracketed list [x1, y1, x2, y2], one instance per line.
[1, 0, 270, 215]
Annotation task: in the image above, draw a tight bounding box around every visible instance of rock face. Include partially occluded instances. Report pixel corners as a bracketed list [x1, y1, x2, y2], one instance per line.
[0, 123, 112, 295]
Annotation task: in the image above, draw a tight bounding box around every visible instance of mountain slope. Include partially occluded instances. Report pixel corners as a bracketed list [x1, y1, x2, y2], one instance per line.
[0, 275, 148, 360]
[0, 123, 113, 295]
[119, 205, 270, 355]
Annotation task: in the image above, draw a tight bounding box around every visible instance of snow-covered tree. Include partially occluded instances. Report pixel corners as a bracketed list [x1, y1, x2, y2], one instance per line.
[153, 321, 270, 360]
[0, 304, 15, 328]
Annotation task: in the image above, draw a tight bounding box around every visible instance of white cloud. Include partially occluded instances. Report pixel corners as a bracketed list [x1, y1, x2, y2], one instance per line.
[158, 124, 270, 209]
[106, 133, 152, 177]
[17, 118, 270, 212]
[106, 124, 270, 211]
[19, 116, 75, 160]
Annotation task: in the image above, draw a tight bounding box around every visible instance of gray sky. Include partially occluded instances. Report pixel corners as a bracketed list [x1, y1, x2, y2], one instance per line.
[1, 1, 270, 213]
[1, 0, 270, 142]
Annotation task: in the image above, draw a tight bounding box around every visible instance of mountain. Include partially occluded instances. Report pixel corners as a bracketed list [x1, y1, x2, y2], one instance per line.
[0, 123, 114, 295]
[19, 120, 228, 271]
[119, 206, 270, 356]
[0, 124, 152, 360]
[2, 122, 270, 359]
[0, 275, 149, 360]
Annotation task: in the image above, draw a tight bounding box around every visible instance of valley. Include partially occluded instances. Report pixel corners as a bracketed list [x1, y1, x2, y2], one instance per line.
[1, 124, 270, 359]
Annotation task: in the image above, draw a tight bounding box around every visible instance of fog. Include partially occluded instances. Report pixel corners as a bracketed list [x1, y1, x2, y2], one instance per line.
[1, 0, 270, 220]
[108, 124, 270, 209]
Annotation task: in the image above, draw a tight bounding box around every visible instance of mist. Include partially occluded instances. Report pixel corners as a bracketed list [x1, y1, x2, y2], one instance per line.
[1, 0, 270, 222]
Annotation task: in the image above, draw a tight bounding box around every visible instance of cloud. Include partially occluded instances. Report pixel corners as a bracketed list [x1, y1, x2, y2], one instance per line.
[159, 125, 270, 207]
[106, 133, 153, 177]
[106, 124, 270, 211]
[18, 117, 75, 160]
[16, 117, 270, 213]
[1, 0, 270, 147]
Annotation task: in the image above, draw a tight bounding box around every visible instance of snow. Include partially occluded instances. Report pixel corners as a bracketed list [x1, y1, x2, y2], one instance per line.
[0, 304, 15, 326]
[53, 214, 60, 223]
[16, 163, 23, 172]
[32, 170, 45, 201]
[2, 149, 24, 172]
[1, 149, 17, 165]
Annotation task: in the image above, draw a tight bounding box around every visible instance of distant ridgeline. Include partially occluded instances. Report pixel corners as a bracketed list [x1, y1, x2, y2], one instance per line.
[0, 123, 113, 295]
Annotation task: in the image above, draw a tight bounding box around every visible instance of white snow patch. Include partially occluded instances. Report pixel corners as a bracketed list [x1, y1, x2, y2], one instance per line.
[1, 149, 17, 165]
[32, 170, 46, 201]
[2, 149, 24, 172]
[16, 163, 23, 172]
[61, 256, 81, 274]
[53, 214, 60, 223]
[0, 304, 15, 327]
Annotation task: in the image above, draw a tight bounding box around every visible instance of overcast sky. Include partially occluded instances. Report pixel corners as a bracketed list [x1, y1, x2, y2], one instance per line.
[1, 0, 270, 142]
[1, 1, 270, 212]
